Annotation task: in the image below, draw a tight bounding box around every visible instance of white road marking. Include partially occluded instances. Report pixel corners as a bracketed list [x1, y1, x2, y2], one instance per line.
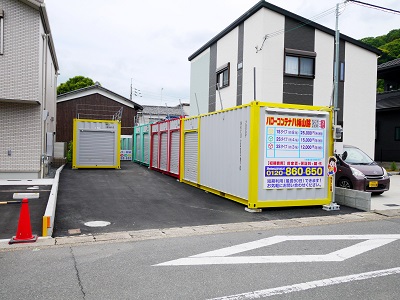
[206, 267, 400, 300]
[0, 179, 54, 186]
[155, 234, 400, 266]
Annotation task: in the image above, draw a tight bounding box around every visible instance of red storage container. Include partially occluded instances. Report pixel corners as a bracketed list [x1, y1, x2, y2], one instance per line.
[150, 118, 181, 178]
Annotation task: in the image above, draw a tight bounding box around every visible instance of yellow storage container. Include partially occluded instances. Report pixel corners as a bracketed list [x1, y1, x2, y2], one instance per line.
[72, 119, 121, 169]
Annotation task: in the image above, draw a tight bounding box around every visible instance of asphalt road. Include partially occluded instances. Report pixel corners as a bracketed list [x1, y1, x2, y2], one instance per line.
[1, 217, 399, 300]
[53, 161, 359, 237]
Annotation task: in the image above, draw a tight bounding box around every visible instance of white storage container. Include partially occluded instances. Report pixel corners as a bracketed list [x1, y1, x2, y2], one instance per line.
[180, 101, 334, 209]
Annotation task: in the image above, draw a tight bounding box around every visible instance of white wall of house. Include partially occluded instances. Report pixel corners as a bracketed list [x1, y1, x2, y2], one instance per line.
[189, 49, 210, 116]
[343, 42, 377, 158]
[0, 102, 42, 178]
[0, 0, 58, 178]
[313, 30, 334, 107]
[242, 8, 285, 104]
[42, 24, 58, 133]
[0, 0, 40, 103]
[216, 27, 238, 110]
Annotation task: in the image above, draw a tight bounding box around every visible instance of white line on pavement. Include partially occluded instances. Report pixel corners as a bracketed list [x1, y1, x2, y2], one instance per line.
[207, 267, 400, 300]
[156, 234, 400, 266]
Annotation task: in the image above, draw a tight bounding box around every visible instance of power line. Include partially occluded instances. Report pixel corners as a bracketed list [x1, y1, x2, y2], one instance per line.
[256, 2, 348, 53]
[347, 0, 400, 15]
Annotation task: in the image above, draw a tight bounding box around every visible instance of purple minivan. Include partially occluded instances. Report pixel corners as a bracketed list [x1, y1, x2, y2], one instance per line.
[335, 145, 390, 195]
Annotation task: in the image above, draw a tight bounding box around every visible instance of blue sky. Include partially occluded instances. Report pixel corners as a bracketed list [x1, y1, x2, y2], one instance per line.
[45, 0, 399, 106]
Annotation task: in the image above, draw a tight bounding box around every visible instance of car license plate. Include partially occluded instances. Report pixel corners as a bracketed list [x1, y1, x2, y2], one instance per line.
[369, 181, 378, 188]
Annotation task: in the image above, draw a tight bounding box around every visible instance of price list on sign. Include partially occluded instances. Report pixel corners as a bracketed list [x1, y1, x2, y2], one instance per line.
[264, 113, 327, 190]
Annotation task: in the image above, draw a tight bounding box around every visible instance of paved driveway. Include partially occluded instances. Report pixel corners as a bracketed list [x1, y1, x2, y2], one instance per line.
[371, 173, 400, 211]
[53, 162, 359, 237]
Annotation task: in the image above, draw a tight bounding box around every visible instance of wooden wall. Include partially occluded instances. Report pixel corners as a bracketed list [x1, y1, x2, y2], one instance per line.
[56, 93, 138, 142]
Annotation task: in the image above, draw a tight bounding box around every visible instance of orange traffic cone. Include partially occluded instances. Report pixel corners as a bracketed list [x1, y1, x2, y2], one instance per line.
[9, 198, 37, 244]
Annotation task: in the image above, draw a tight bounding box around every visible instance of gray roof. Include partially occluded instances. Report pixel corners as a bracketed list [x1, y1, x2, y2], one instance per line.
[140, 105, 187, 116]
[189, 0, 380, 61]
[376, 90, 400, 110]
[57, 84, 143, 110]
[377, 58, 400, 71]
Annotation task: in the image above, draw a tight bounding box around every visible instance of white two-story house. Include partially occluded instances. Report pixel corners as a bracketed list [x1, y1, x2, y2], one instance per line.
[0, 0, 59, 179]
[189, 0, 380, 157]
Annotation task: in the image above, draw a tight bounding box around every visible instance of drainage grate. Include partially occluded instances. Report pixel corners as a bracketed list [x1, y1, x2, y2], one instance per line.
[384, 204, 400, 207]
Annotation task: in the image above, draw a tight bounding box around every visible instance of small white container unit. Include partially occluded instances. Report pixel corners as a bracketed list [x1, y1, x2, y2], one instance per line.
[150, 118, 181, 178]
[72, 119, 121, 169]
[180, 101, 334, 209]
[120, 135, 133, 161]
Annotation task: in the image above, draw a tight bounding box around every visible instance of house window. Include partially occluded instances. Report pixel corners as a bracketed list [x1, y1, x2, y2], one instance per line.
[284, 48, 316, 78]
[216, 63, 230, 89]
[0, 10, 4, 55]
[395, 127, 400, 141]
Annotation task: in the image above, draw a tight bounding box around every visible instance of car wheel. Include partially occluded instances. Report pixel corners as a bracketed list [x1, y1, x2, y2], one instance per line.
[338, 178, 352, 189]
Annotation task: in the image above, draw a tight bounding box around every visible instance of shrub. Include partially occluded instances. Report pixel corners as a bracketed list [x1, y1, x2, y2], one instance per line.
[66, 141, 73, 163]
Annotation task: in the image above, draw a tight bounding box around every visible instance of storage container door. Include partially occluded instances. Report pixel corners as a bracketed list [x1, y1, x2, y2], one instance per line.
[183, 132, 198, 183]
[170, 130, 180, 175]
[143, 133, 150, 165]
[77, 130, 115, 166]
[152, 134, 159, 168]
[160, 132, 168, 171]
[135, 134, 141, 162]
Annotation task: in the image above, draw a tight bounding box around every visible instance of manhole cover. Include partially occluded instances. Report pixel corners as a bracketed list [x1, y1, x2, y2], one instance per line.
[384, 204, 400, 207]
[84, 221, 111, 227]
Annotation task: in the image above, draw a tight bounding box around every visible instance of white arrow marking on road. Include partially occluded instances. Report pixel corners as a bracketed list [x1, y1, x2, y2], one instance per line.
[206, 267, 400, 300]
[155, 234, 400, 266]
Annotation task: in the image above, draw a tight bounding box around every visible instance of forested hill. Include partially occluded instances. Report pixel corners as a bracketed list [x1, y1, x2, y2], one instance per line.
[361, 29, 400, 65]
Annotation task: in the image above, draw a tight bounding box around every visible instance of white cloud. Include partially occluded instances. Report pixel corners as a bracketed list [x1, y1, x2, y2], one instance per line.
[45, 0, 399, 106]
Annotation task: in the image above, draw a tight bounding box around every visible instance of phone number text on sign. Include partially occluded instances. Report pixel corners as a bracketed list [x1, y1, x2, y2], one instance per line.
[265, 178, 323, 189]
[265, 166, 324, 177]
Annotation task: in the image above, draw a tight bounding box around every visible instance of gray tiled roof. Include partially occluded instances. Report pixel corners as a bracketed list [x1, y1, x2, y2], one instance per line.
[140, 105, 187, 116]
[378, 58, 400, 70]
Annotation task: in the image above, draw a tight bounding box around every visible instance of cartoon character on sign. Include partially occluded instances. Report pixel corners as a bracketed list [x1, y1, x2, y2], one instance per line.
[327, 156, 337, 176]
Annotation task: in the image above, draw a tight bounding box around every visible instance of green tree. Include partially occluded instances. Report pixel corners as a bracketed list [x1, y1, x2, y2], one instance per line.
[57, 76, 97, 95]
[360, 29, 400, 91]
[361, 29, 400, 65]
[377, 79, 384, 93]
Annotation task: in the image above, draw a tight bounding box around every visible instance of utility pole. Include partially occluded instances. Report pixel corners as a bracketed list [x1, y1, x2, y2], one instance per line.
[324, 3, 342, 211]
[130, 78, 133, 101]
[158, 88, 163, 122]
[333, 3, 340, 126]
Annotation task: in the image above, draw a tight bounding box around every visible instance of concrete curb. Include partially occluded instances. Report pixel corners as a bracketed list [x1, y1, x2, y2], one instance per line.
[42, 164, 65, 237]
[0, 211, 393, 252]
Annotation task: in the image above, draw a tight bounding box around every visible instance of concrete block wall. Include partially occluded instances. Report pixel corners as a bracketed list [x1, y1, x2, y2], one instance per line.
[335, 187, 371, 211]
